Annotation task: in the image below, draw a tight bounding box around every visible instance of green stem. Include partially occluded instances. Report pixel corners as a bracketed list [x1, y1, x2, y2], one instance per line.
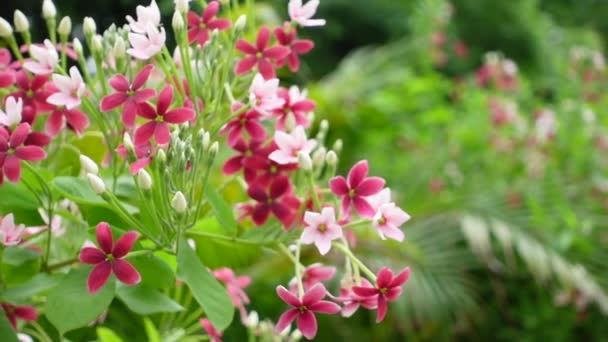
[185, 230, 258, 245]
[333, 243, 377, 282]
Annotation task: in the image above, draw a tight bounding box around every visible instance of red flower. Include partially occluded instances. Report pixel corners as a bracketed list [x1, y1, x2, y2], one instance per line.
[246, 175, 301, 227]
[275, 283, 340, 340]
[46, 107, 89, 136]
[274, 24, 314, 73]
[290, 263, 336, 291]
[234, 26, 290, 79]
[0, 123, 47, 183]
[352, 267, 410, 322]
[329, 160, 385, 218]
[272, 86, 315, 130]
[219, 104, 266, 147]
[200, 318, 223, 342]
[79, 222, 141, 293]
[187, 1, 231, 46]
[0, 49, 16, 88]
[134, 85, 195, 145]
[222, 139, 265, 181]
[242, 142, 298, 186]
[100, 64, 157, 128]
[1, 302, 38, 329]
[334, 279, 378, 317]
[9, 71, 56, 124]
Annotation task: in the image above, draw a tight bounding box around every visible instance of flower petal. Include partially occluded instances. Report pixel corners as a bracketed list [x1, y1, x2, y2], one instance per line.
[96, 222, 114, 254]
[277, 285, 301, 307]
[112, 231, 139, 258]
[302, 283, 327, 306]
[79, 247, 107, 264]
[100, 93, 128, 112]
[297, 310, 317, 340]
[347, 160, 369, 188]
[275, 308, 298, 334]
[309, 300, 341, 314]
[329, 177, 348, 196]
[356, 177, 385, 196]
[87, 262, 112, 293]
[112, 259, 141, 285]
[109, 75, 130, 92]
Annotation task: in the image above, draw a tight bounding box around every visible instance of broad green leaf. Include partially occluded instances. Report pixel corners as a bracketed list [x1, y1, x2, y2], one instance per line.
[3, 247, 40, 266]
[204, 186, 237, 236]
[128, 254, 175, 289]
[0, 310, 18, 342]
[3, 273, 60, 302]
[54, 144, 81, 176]
[2, 247, 41, 285]
[53, 176, 106, 206]
[73, 132, 107, 164]
[97, 327, 124, 342]
[117, 285, 183, 315]
[176, 237, 234, 330]
[46, 268, 115, 334]
[0, 182, 39, 210]
[143, 318, 161, 342]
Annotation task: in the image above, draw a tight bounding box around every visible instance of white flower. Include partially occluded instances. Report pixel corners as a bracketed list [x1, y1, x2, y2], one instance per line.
[126, 0, 161, 33]
[249, 73, 284, 114]
[288, 0, 326, 27]
[127, 24, 166, 60]
[269, 126, 317, 165]
[0, 96, 23, 127]
[23, 39, 58, 75]
[47, 66, 85, 109]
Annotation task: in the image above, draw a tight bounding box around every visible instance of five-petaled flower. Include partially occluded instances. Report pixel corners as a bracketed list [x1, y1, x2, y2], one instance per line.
[126, 0, 161, 33]
[100, 64, 157, 127]
[246, 175, 300, 227]
[289, 263, 336, 291]
[274, 25, 314, 73]
[352, 267, 411, 323]
[213, 268, 251, 322]
[249, 74, 284, 114]
[1, 302, 38, 330]
[79, 222, 141, 293]
[47, 66, 86, 110]
[301, 207, 343, 255]
[0, 214, 26, 246]
[335, 279, 378, 317]
[288, 0, 326, 27]
[269, 125, 316, 165]
[0, 123, 47, 183]
[272, 86, 315, 130]
[127, 25, 166, 60]
[0, 96, 23, 127]
[9, 71, 56, 124]
[219, 103, 267, 147]
[275, 283, 340, 340]
[235, 27, 290, 79]
[187, 1, 231, 46]
[329, 160, 385, 218]
[134, 85, 195, 145]
[23, 40, 58, 75]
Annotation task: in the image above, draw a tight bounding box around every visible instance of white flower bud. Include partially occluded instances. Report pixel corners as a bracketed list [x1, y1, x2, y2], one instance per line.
[83, 17, 96, 37]
[319, 119, 329, 132]
[137, 170, 153, 190]
[171, 191, 188, 213]
[245, 311, 259, 327]
[91, 34, 103, 53]
[156, 149, 167, 163]
[80, 155, 99, 175]
[42, 0, 57, 19]
[113, 37, 126, 58]
[325, 150, 337, 167]
[14, 10, 29, 33]
[0, 18, 14, 38]
[202, 132, 210, 151]
[57, 16, 72, 36]
[290, 329, 303, 341]
[73, 38, 83, 55]
[298, 152, 312, 171]
[87, 174, 106, 194]
[123, 132, 134, 154]
[312, 147, 326, 167]
[234, 15, 247, 31]
[332, 139, 343, 154]
[209, 142, 219, 159]
[285, 113, 297, 132]
[172, 11, 184, 32]
[175, 0, 190, 14]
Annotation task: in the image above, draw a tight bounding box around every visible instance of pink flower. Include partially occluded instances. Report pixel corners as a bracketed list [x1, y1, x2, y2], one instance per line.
[329, 160, 385, 218]
[0, 96, 23, 127]
[274, 25, 314, 73]
[0, 123, 47, 183]
[23, 40, 58, 75]
[249, 74, 284, 114]
[235, 27, 290, 79]
[47, 66, 85, 110]
[0, 48, 16, 88]
[127, 25, 166, 60]
[9, 71, 56, 124]
[126, 0, 161, 33]
[222, 139, 264, 180]
[100, 64, 157, 127]
[372, 203, 409, 242]
[246, 175, 301, 227]
[116, 140, 154, 175]
[0, 214, 26, 246]
[79, 222, 141, 293]
[301, 207, 343, 255]
[187, 1, 231, 46]
[199, 319, 223, 342]
[1, 303, 38, 330]
[219, 104, 267, 147]
[46, 107, 89, 137]
[352, 267, 411, 322]
[288, 0, 326, 27]
[335, 279, 378, 317]
[134, 85, 195, 145]
[241, 142, 299, 187]
[213, 268, 251, 322]
[275, 283, 340, 340]
[290, 263, 336, 291]
[272, 86, 315, 130]
[269, 126, 316, 165]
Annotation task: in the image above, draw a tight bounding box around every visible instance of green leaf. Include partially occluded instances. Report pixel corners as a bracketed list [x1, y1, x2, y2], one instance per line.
[97, 327, 124, 342]
[3, 247, 40, 266]
[53, 176, 106, 206]
[46, 268, 116, 335]
[3, 273, 61, 302]
[117, 285, 183, 315]
[0, 310, 18, 342]
[128, 254, 175, 289]
[73, 132, 107, 164]
[143, 318, 161, 342]
[2, 247, 41, 285]
[0, 182, 39, 210]
[176, 237, 234, 330]
[54, 144, 81, 176]
[204, 186, 237, 236]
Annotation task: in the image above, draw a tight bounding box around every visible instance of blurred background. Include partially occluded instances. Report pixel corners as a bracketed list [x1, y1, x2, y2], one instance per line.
[4, 0, 608, 340]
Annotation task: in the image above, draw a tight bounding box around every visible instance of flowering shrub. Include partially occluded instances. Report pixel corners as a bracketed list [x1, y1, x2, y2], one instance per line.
[0, 0, 410, 340]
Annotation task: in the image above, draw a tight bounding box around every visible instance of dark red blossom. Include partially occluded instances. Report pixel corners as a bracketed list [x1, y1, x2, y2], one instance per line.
[352, 267, 410, 322]
[219, 106, 266, 147]
[329, 160, 385, 218]
[242, 143, 298, 187]
[101, 64, 157, 128]
[0, 123, 47, 184]
[234, 26, 290, 79]
[1, 302, 38, 329]
[246, 175, 300, 227]
[46, 107, 89, 136]
[9, 71, 56, 124]
[79, 222, 141, 293]
[187, 1, 231, 46]
[222, 139, 265, 181]
[274, 24, 314, 73]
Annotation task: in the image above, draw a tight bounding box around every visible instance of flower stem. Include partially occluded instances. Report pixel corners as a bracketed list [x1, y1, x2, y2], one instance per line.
[333, 242, 377, 283]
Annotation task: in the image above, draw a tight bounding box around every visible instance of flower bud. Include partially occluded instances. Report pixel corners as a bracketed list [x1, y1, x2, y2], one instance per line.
[123, 132, 134, 154]
[234, 15, 247, 31]
[284, 113, 297, 132]
[57, 16, 72, 37]
[312, 147, 326, 167]
[0, 18, 14, 38]
[245, 311, 259, 328]
[325, 150, 337, 167]
[319, 119, 329, 132]
[14, 10, 29, 33]
[175, 0, 190, 14]
[113, 37, 126, 58]
[80, 155, 99, 175]
[202, 132, 210, 151]
[290, 329, 303, 342]
[91, 34, 103, 53]
[137, 170, 153, 190]
[83, 17, 97, 37]
[42, 0, 57, 19]
[87, 174, 106, 194]
[208, 142, 219, 161]
[171, 191, 188, 213]
[156, 149, 167, 164]
[73, 38, 83, 55]
[332, 139, 343, 154]
[172, 11, 184, 32]
[298, 152, 312, 171]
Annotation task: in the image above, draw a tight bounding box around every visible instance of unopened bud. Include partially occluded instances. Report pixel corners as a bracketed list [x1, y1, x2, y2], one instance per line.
[83, 17, 97, 37]
[298, 152, 312, 171]
[42, 0, 57, 19]
[91, 34, 103, 53]
[87, 174, 106, 194]
[72, 38, 83, 55]
[171, 191, 188, 213]
[234, 15, 247, 31]
[245, 311, 259, 327]
[202, 132, 210, 151]
[284, 113, 297, 132]
[172, 11, 184, 32]
[156, 149, 167, 163]
[325, 150, 337, 167]
[122, 132, 134, 154]
[175, 0, 190, 14]
[290, 329, 303, 342]
[332, 139, 343, 154]
[209, 141, 219, 160]
[57, 16, 72, 36]
[312, 147, 326, 167]
[80, 155, 99, 175]
[13, 10, 29, 33]
[319, 119, 329, 132]
[113, 37, 126, 58]
[137, 170, 153, 190]
[0, 18, 14, 38]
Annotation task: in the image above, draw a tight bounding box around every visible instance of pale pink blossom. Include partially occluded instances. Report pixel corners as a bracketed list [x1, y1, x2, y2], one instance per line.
[366, 188, 392, 212]
[535, 109, 557, 143]
[23, 40, 58, 75]
[288, 0, 326, 27]
[25, 208, 64, 237]
[301, 207, 342, 255]
[0, 214, 26, 246]
[248, 73, 284, 114]
[0, 96, 23, 127]
[269, 125, 316, 165]
[372, 203, 409, 242]
[47, 66, 85, 110]
[127, 25, 166, 60]
[126, 0, 161, 33]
